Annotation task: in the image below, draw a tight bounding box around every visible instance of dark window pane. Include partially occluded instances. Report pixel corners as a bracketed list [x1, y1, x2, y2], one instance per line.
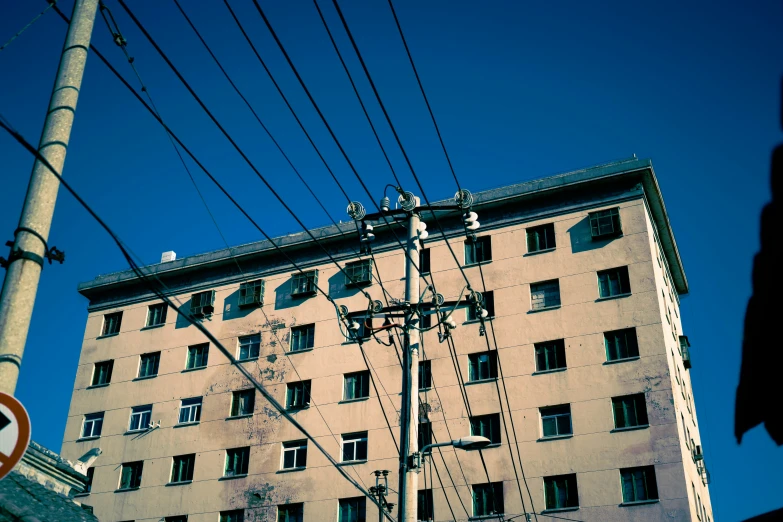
[527, 223, 556, 252]
[605, 328, 639, 361]
[544, 474, 579, 509]
[419, 361, 432, 390]
[419, 248, 431, 274]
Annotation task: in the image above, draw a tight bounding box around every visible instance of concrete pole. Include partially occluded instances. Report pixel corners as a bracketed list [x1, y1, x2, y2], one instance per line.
[398, 202, 421, 522]
[0, 0, 99, 394]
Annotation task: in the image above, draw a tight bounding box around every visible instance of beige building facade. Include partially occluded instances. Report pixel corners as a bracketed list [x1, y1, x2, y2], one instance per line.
[61, 158, 712, 522]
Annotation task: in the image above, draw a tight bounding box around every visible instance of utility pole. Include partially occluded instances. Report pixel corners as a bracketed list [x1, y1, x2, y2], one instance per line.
[347, 188, 480, 522]
[0, 0, 100, 394]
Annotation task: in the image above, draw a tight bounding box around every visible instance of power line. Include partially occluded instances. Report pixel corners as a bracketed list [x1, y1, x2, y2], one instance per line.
[0, 115, 396, 522]
[0, 1, 57, 53]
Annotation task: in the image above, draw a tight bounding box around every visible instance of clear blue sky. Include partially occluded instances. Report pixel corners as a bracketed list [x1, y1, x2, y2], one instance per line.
[1, 1, 780, 519]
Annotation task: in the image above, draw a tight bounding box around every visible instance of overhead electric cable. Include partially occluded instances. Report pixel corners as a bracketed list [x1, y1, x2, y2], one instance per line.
[0, 1, 57, 52]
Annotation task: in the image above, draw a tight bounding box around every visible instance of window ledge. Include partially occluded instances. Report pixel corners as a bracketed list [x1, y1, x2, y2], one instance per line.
[591, 233, 624, 242]
[133, 375, 158, 381]
[125, 429, 149, 435]
[115, 487, 140, 493]
[219, 474, 248, 481]
[338, 460, 368, 466]
[140, 323, 165, 331]
[96, 333, 119, 340]
[464, 318, 496, 325]
[537, 434, 573, 442]
[86, 383, 110, 389]
[182, 366, 207, 373]
[463, 260, 493, 268]
[340, 397, 370, 404]
[73, 492, 90, 498]
[603, 356, 640, 365]
[525, 247, 556, 256]
[620, 499, 660, 507]
[596, 293, 632, 302]
[542, 507, 579, 513]
[532, 368, 567, 376]
[226, 414, 253, 421]
[166, 480, 192, 487]
[611, 425, 649, 433]
[174, 422, 200, 428]
[464, 378, 498, 386]
[277, 467, 306, 474]
[288, 348, 314, 354]
[77, 436, 101, 442]
[286, 405, 310, 412]
[237, 356, 260, 363]
[529, 305, 561, 314]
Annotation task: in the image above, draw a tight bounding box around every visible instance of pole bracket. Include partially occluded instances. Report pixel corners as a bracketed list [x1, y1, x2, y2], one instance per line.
[0, 227, 65, 270]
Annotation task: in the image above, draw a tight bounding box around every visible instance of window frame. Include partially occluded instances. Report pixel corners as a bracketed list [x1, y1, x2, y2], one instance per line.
[290, 324, 315, 352]
[464, 235, 492, 265]
[237, 333, 261, 361]
[286, 380, 311, 410]
[291, 270, 318, 298]
[540, 404, 573, 438]
[472, 482, 504, 517]
[344, 259, 373, 287]
[468, 351, 498, 382]
[137, 351, 161, 379]
[238, 279, 265, 308]
[230, 389, 255, 417]
[620, 466, 659, 504]
[544, 473, 579, 510]
[81, 412, 104, 439]
[612, 393, 649, 429]
[118, 461, 143, 490]
[419, 248, 431, 275]
[146, 303, 168, 327]
[338, 497, 366, 522]
[466, 290, 495, 322]
[530, 279, 561, 311]
[418, 489, 434, 522]
[224, 447, 250, 477]
[220, 510, 245, 522]
[470, 413, 502, 445]
[277, 504, 304, 522]
[128, 405, 152, 432]
[101, 312, 122, 336]
[170, 454, 196, 484]
[91, 360, 113, 386]
[343, 371, 370, 401]
[419, 360, 432, 390]
[281, 440, 308, 471]
[341, 432, 368, 463]
[535, 339, 567, 372]
[597, 266, 631, 298]
[604, 328, 640, 362]
[588, 207, 622, 239]
[186, 343, 209, 370]
[178, 397, 202, 424]
[527, 223, 556, 253]
[189, 290, 216, 318]
[418, 420, 433, 452]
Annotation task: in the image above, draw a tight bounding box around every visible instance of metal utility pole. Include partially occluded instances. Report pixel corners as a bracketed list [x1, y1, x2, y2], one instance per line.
[0, 0, 100, 394]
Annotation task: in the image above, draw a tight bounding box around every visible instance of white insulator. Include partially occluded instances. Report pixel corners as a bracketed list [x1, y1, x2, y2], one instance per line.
[463, 212, 478, 223]
[466, 221, 480, 231]
[418, 221, 427, 232]
[380, 196, 391, 212]
[361, 233, 376, 242]
[349, 321, 361, 331]
[480, 309, 489, 319]
[418, 230, 429, 240]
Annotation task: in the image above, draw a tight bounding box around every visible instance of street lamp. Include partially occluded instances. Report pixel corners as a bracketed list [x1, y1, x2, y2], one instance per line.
[413, 436, 491, 469]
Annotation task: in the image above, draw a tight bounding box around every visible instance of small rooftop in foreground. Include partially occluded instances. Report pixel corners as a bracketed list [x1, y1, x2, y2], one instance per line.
[78, 157, 688, 297]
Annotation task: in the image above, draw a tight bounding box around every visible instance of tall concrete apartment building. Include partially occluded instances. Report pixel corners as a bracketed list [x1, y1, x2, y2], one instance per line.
[61, 158, 713, 522]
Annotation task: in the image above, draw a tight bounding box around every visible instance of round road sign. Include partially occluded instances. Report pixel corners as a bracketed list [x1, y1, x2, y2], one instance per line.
[0, 392, 31, 480]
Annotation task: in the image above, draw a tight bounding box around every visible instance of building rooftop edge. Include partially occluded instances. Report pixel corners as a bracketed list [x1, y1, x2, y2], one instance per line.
[77, 157, 689, 296]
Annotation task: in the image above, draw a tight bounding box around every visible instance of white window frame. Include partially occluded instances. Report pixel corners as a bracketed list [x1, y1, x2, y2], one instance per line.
[280, 440, 308, 470]
[237, 333, 260, 361]
[129, 405, 152, 432]
[82, 412, 104, 438]
[179, 397, 202, 424]
[341, 432, 368, 463]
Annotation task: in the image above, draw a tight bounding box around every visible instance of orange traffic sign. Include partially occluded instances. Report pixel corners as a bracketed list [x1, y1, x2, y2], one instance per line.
[0, 392, 31, 480]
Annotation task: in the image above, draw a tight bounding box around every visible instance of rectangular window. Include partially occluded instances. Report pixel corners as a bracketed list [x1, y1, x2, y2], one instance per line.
[473, 482, 504, 517]
[190, 290, 215, 318]
[119, 461, 143, 490]
[598, 266, 631, 298]
[291, 270, 318, 297]
[471, 413, 501, 444]
[540, 405, 572, 437]
[290, 324, 315, 352]
[277, 504, 304, 522]
[344, 259, 373, 287]
[419, 360, 432, 390]
[535, 339, 566, 372]
[82, 412, 104, 438]
[338, 497, 366, 522]
[621, 466, 658, 503]
[612, 394, 649, 429]
[225, 447, 250, 477]
[146, 303, 168, 327]
[342, 432, 368, 462]
[85, 467, 94, 493]
[418, 421, 432, 452]
[419, 248, 431, 275]
[544, 474, 579, 510]
[468, 351, 498, 382]
[102, 312, 122, 336]
[170, 454, 195, 483]
[91, 360, 113, 386]
[418, 489, 434, 522]
[186, 343, 209, 370]
[604, 328, 640, 361]
[465, 236, 492, 265]
[179, 397, 202, 424]
[138, 352, 160, 378]
[344, 371, 370, 401]
[281, 440, 308, 470]
[238, 334, 261, 361]
[588, 207, 622, 239]
[129, 405, 152, 432]
[527, 223, 556, 253]
[420, 312, 432, 329]
[286, 381, 311, 410]
[467, 290, 495, 321]
[220, 510, 244, 522]
[531, 280, 561, 310]
[165, 517, 188, 522]
[238, 279, 265, 308]
[230, 389, 255, 417]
